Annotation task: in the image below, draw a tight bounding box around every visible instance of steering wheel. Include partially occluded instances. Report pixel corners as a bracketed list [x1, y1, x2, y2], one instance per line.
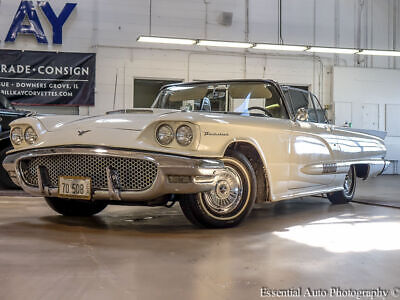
[248, 106, 272, 117]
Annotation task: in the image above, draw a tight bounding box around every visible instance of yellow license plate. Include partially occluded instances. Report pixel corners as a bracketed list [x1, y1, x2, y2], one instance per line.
[58, 176, 91, 200]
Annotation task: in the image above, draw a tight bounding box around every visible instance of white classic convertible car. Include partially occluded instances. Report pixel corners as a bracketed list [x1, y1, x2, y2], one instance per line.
[3, 80, 389, 227]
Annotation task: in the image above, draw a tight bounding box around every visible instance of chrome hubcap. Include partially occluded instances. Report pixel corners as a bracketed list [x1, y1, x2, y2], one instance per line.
[201, 165, 243, 215]
[344, 167, 354, 196]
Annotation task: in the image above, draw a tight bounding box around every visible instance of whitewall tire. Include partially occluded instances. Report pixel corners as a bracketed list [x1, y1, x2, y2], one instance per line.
[179, 152, 257, 228]
[327, 165, 356, 204]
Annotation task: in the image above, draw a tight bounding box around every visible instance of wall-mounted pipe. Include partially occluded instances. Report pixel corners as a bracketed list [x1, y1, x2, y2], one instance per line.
[370, 0, 374, 67]
[113, 72, 118, 110]
[149, 0, 152, 36]
[365, 0, 369, 67]
[91, 0, 99, 48]
[355, 0, 364, 66]
[313, 0, 316, 45]
[203, 0, 209, 39]
[245, 0, 249, 42]
[393, 0, 397, 69]
[244, 0, 249, 78]
[278, 0, 283, 44]
[334, 0, 340, 66]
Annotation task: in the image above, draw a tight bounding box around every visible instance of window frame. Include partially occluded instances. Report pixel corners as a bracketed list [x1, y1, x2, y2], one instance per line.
[285, 87, 319, 123]
[310, 93, 329, 124]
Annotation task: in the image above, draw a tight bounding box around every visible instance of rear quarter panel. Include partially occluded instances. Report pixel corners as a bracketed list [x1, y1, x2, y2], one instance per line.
[333, 126, 387, 160]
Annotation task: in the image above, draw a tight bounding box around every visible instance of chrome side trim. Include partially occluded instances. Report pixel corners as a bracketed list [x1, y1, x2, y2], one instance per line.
[3, 147, 225, 202]
[373, 160, 391, 177]
[277, 186, 344, 201]
[301, 159, 388, 177]
[382, 160, 391, 175]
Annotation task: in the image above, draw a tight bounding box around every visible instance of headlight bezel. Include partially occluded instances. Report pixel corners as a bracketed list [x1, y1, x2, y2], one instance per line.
[24, 127, 38, 145]
[10, 127, 23, 145]
[176, 125, 193, 146]
[155, 122, 196, 147]
[156, 124, 175, 146]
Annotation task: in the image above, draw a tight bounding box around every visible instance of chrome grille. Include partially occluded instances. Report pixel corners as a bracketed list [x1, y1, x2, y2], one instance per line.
[19, 154, 158, 191]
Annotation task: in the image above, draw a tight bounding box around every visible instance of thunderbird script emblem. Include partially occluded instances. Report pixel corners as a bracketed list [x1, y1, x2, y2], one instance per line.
[77, 129, 91, 136]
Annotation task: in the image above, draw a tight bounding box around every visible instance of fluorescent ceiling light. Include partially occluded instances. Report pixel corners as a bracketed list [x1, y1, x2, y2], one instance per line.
[253, 44, 307, 51]
[137, 36, 196, 45]
[137, 35, 400, 57]
[307, 47, 358, 54]
[358, 50, 400, 56]
[197, 40, 253, 48]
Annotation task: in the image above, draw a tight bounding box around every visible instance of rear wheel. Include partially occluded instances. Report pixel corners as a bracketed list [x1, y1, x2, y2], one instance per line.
[45, 197, 107, 216]
[179, 152, 257, 228]
[327, 165, 356, 204]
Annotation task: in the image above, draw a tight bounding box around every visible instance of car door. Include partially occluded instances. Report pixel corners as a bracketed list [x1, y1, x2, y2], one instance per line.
[285, 88, 340, 190]
[227, 82, 293, 196]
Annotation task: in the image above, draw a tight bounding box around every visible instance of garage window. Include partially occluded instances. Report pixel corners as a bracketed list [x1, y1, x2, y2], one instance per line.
[134, 79, 182, 108]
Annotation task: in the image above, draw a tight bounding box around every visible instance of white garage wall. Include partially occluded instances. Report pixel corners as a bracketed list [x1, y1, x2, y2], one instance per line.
[0, 0, 398, 120]
[91, 47, 317, 115]
[333, 66, 400, 173]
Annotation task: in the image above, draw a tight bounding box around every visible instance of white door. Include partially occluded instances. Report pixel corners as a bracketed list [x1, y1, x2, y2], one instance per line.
[386, 104, 400, 137]
[361, 103, 379, 130]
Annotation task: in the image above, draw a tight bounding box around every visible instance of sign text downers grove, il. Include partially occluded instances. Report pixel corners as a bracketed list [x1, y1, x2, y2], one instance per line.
[0, 50, 95, 106]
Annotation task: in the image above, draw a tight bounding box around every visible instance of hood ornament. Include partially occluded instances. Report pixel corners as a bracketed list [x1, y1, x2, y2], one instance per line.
[78, 129, 91, 136]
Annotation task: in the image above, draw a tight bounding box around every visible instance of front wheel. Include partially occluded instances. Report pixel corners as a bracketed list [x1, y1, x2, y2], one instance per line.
[327, 165, 356, 204]
[45, 197, 107, 216]
[179, 152, 257, 228]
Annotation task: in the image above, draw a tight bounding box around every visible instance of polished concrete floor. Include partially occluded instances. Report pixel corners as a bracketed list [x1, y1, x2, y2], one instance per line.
[0, 176, 399, 300]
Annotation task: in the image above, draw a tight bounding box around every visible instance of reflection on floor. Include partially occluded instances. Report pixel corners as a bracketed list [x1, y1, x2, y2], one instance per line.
[274, 214, 400, 253]
[0, 175, 399, 300]
[354, 175, 400, 207]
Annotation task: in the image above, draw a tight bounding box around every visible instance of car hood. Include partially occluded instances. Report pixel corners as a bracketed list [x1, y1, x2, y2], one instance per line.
[34, 109, 180, 132]
[13, 108, 235, 156]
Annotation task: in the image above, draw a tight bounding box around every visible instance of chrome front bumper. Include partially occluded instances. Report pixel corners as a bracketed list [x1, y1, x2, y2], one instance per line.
[3, 147, 224, 202]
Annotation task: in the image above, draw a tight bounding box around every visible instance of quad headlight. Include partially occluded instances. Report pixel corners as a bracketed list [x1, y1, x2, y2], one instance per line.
[156, 123, 195, 147]
[176, 125, 193, 146]
[10, 127, 23, 145]
[156, 124, 174, 145]
[24, 127, 38, 144]
[10, 126, 38, 146]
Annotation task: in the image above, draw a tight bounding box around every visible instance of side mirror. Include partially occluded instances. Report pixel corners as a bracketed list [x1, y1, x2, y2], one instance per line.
[295, 107, 308, 122]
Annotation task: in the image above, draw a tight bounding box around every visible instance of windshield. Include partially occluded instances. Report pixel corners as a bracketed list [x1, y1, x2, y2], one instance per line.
[153, 82, 288, 119]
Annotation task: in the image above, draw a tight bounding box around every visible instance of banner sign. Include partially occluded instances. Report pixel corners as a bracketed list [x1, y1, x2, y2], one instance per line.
[0, 50, 95, 106]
